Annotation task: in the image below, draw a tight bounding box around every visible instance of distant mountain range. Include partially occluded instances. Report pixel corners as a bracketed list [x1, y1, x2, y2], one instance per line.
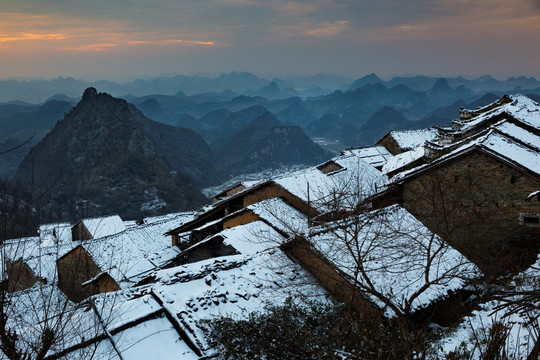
[3, 72, 540, 200]
[349, 73, 540, 94]
[3, 72, 540, 104]
[0, 72, 350, 104]
[3, 72, 540, 184]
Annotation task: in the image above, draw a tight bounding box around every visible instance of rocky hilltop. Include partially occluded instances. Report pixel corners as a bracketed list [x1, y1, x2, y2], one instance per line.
[213, 112, 331, 177]
[16, 88, 211, 220]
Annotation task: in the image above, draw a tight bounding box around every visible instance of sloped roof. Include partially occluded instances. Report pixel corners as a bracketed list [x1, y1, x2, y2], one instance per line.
[454, 94, 540, 134]
[381, 146, 425, 175]
[310, 205, 481, 317]
[0, 236, 77, 284]
[92, 292, 199, 359]
[273, 153, 387, 212]
[143, 211, 196, 226]
[3, 284, 200, 359]
[181, 198, 307, 248]
[148, 250, 327, 357]
[390, 127, 540, 184]
[342, 146, 393, 168]
[247, 197, 309, 236]
[80, 215, 186, 286]
[38, 222, 72, 246]
[78, 215, 127, 239]
[0, 284, 96, 358]
[384, 128, 438, 151]
[187, 220, 286, 256]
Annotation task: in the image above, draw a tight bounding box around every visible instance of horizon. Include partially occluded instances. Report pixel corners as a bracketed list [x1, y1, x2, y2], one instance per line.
[1, 1, 539, 81]
[1, 71, 539, 85]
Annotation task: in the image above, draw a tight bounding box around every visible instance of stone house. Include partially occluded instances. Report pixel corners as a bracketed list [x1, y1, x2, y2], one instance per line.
[379, 95, 540, 275]
[165, 197, 308, 266]
[58, 219, 181, 302]
[281, 204, 481, 324]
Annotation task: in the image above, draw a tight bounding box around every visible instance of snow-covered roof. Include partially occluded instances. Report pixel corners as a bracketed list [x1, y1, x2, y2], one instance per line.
[273, 153, 387, 212]
[381, 146, 425, 175]
[91, 292, 199, 359]
[342, 146, 393, 168]
[220, 221, 285, 255]
[109, 315, 198, 359]
[480, 131, 540, 175]
[0, 284, 101, 358]
[79, 215, 126, 239]
[385, 128, 438, 151]
[0, 236, 77, 284]
[310, 205, 481, 317]
[143, 211, 196, 226]
[390, 128, 540, 183]
[80, 215, 185, 286]
[247, 197, 309, 236]
[455, 94, 540, 134]
[148, 249, 327, 356]
[2, 283, 200, 360]
[38, 222, 72, 246]
[181, 219, 286, 258]
[493, 121, 540, 152]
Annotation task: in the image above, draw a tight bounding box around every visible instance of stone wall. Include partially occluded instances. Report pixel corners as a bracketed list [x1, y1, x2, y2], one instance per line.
[242, 183, 318, 218]
[401, 149, 540, 275]
[281, 237, 381, 323]
[223, 210, 260, 230]
[376, 135, 403, 155]
[71, 222, 93, 241]
[57, 246, 103, 302]
[6, 260, 39, 292]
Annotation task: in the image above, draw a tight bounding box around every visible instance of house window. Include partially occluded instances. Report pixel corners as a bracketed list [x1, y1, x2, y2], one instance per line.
[524, 216, 540, 224]
[519, 213, 540, 227]
[510, 175, 516, 184]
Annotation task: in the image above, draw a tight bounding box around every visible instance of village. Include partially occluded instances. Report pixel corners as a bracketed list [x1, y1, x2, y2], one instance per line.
[1, 94, 540, 359]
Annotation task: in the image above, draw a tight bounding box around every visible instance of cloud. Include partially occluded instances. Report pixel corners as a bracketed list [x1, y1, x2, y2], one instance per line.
[167, 39, 215, 45]
[128, 39, 215, 46]
[61, 37, 216, 52]
[63, 43, 118, 52]
[305, 20, 349, 37]
[0, 32, 65, 43]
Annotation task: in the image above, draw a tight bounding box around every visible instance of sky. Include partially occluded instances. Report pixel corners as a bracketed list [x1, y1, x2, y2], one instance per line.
[1, 0, 539, 81]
